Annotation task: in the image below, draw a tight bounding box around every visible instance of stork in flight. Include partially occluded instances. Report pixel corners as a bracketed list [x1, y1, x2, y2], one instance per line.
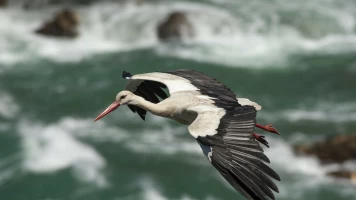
[95, 69, 280, 200]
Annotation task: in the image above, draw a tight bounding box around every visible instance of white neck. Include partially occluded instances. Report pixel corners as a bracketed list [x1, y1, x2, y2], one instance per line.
[131, 95, 172, 117]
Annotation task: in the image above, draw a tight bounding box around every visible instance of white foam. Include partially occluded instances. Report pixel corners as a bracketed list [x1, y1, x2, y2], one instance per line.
[125, 124, 201, 155]
[266, 135, 356, 178]
[49, 117, 129, 142]
[284, 110, 356, 123]
[12, 113, 356, 198]
[265, 137, 325, 176]
[131, 131, 356, 199]
[139, 177, 217, 200]
[18, 119, 108, 187]
[265, 136, 356, 199]
[0, 2, 160, 65]
[0, 92, 20, 119]
[259, 101, 356, 123]
[1, 1, 356, 67]
[17, 115, 199, 159]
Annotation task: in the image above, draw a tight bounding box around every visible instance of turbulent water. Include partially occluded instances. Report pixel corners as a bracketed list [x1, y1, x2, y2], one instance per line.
[1, 0, 356, 199]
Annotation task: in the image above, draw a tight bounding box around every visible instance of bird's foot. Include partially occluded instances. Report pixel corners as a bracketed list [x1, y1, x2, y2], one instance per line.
[252, 133, 269, 148]
[255, 124, 279, 135]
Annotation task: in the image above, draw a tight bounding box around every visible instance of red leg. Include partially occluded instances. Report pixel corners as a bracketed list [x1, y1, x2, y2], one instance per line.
[252, 133, 269, 148]
[256, 123, 280, 135]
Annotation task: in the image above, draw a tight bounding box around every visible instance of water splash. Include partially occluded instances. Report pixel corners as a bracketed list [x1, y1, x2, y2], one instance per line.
[0, 92, 20, 119]
[1, 0, 356, 67]
[18, 119, 108, 187]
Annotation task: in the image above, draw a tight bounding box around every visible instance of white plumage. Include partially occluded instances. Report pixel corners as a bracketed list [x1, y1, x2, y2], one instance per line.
[95, 69, 280, 200]
[129, 72, 199, 93]
[237, 98, 262, 110]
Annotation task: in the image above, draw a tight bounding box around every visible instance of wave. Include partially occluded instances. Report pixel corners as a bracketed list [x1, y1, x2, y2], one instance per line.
[265, 136, 356, 199]
[14, 116, 199, 188]
[18, 119, 108, 187]
[17, 116, 356, 171]
[125, 125, 201, 156]
[1, 0, 356, 67]
[43, 116, 202, 155]
[139, 177, 218, 200]
[259, 101, 356, 123]
[0, 91, 20, 119]
[10, 115, 356, 198]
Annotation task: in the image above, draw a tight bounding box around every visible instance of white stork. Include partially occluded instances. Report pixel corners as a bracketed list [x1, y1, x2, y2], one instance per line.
[94, 69, 280, 200]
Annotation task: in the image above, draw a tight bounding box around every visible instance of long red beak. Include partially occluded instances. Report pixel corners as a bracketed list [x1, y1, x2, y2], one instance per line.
[94, 100, 120, 121]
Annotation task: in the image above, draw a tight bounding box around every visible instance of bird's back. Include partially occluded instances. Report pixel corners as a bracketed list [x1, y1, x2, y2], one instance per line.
[166, 69, 241, 110]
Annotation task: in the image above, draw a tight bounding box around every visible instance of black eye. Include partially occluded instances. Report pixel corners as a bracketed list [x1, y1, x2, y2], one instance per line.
[120, 95, 127, 99]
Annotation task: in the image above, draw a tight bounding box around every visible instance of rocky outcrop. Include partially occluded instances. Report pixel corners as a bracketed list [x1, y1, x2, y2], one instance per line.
[327, 170, 356, 183]
[294, 135, 356, 164]
[35, 9, 79, 38]
[294, 134, 356, 182]
[22, 0, 97, 8]
[0, 0, 7, 7]
[157, 11, 194, 41]
[136, 0, 144, 5]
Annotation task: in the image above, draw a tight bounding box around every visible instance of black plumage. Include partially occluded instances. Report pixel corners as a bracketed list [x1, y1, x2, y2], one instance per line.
[122, 69, 280, 200]
[122, 71, 132, 79]
[122, 71, 168, 120]
[167, 69, 280, 200]
[168, 69, 241, 107]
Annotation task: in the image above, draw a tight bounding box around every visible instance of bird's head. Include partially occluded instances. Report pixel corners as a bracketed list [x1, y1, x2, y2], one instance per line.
[94, 90, 136, 121]
[116, 90, 135, 105]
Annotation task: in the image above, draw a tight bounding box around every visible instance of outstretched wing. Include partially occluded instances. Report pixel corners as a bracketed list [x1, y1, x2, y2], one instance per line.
[166, 70, 279, 199]
[122, 70, 200, 120]
[189, 105, 280, 200]
[123, 69, 278, 199]
[123, 69, 261, 118]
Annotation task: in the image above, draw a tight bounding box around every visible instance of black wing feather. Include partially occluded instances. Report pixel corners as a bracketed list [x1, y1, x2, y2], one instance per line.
[127, 105, 136, 113]
[197, 106, 279, 200]
[123, 71, 169, 120]
[122, 69, 280, 199]
[169, 70, 280, 200]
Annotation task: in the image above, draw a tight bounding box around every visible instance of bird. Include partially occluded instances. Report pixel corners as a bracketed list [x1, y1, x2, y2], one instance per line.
[94, 69, 281, 200]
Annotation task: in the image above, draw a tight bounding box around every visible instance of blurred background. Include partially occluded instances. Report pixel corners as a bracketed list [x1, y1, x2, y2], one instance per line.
[1, 0, 356, 199]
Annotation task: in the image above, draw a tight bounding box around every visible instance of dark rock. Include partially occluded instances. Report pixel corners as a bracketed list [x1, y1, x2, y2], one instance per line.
[22, 0, 98, 8]
[157, 11, 194, 41]
[327, 170, 356, 183]
[136, 0, 144, 5]
[294, 135, 356, 164]
[0, 0, 7, 7]
[35, 9, 79, 38]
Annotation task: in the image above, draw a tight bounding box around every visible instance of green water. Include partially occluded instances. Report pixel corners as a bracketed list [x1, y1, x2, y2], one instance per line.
[1, 1, 356, 200]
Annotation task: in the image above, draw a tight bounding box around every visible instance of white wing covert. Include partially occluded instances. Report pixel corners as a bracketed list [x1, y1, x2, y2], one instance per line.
[122, 71, 199, 120]
[122, 69, 280, 199]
